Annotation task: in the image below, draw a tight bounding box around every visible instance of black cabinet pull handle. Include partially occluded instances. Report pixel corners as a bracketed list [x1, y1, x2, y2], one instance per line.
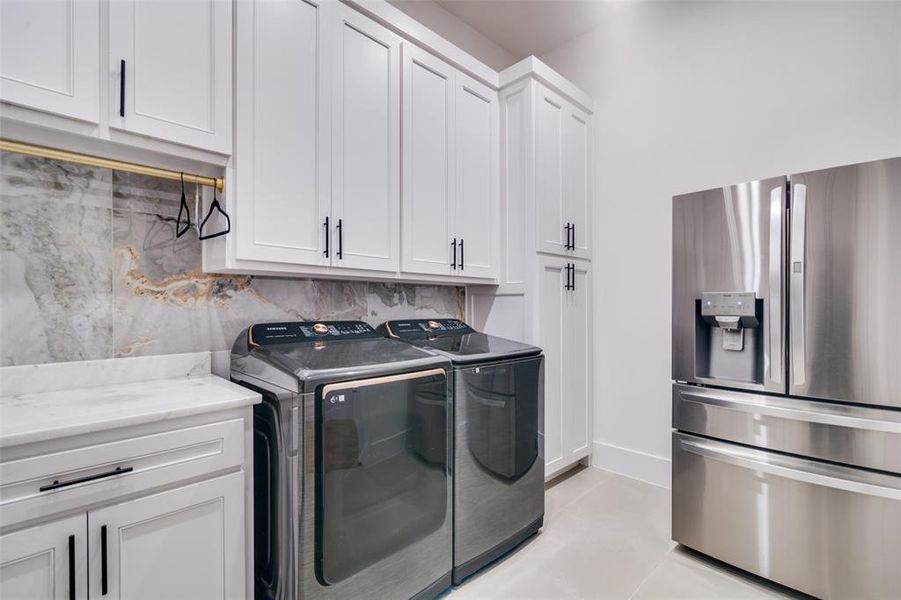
[119, 59, 126, 117]
[571, 223, 575, 250]
[68, 534, 76, 600]
[451, 238, 457, 270]
[336, 219, 343, 259]
[459, 238, 464, 270]
[39, 466, 133, 492]
[323, 217, 329, 257]
[564, 223, 570, 250]
[101, 525, 108, 595]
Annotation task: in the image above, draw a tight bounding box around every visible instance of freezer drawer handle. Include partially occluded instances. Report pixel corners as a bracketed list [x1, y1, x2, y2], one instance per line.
[39, 466, 133, 492]
[678, 387, 901, 433]
[789, 183, 807, 386]
[678, 436, 901, 500]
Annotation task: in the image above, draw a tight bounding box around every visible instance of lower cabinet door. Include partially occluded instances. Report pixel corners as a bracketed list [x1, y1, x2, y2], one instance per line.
[562, 261, 591, 463]
[0, 514, 87, 600]
[538, 257, 567, 477]
[88, 472, 244, 600]
[538, 257, 592, 479]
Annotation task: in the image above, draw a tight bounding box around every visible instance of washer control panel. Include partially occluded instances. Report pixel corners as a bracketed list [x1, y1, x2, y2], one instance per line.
[386, 319, 474, 338]
[248, 321, 380, 346]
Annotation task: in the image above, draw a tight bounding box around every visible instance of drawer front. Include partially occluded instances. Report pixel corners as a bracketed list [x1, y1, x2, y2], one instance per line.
[1, 419, 244, 528]
[673, 432, 901, 599]
[673, 383, 901, 475]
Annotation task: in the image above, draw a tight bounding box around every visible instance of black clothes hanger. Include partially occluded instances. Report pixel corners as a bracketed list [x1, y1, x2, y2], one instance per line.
[198, 182, 231, 240]
[176, 172, 192, 238]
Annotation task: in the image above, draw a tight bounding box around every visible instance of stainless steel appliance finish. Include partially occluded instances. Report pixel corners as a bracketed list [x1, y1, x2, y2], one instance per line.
[789, 161, 901, 407]
[672, 157, 901, 599]
[231, 321, 453, 600]
[672, 176, 787, 393]
[673, 433, 901, 600]
[380, 319, 545, 585]
[673, 384, 901, 475]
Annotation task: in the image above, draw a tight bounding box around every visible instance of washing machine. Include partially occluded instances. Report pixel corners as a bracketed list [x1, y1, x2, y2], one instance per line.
[379, 319, 544, 584]
[230, 321, 453, 600]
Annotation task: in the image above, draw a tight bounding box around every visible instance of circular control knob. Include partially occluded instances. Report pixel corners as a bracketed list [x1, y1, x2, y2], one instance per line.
[313, 323, 329, 335]
[427, 320, 441, 330]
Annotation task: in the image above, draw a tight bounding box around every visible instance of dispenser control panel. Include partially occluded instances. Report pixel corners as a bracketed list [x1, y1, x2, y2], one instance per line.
[700, 292, 756, 318]
[387, 319, 474, 338]
[248, 321, 380, 346]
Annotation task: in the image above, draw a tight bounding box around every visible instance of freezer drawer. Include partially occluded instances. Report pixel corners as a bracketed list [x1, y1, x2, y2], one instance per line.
[673, 384, 901, 475]
[673, 432, 901, 599]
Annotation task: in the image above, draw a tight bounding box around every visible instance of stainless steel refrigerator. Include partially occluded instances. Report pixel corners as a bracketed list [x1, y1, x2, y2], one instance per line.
[671, 157, 901, 599]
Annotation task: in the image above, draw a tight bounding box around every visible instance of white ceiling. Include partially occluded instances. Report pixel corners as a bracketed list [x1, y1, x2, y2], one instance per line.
[433, 0, 605, 61]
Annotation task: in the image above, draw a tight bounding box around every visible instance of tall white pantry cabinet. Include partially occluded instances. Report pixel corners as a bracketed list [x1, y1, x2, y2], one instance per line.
[468, 60, 595, 480]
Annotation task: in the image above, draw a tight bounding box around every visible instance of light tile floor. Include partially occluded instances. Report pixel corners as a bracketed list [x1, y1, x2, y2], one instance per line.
[446, 466, 805, 600]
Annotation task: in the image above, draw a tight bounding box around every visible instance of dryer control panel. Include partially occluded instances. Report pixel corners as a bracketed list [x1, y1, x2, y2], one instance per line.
[248, 321, 380, 346]
[384, 319, 474, 338]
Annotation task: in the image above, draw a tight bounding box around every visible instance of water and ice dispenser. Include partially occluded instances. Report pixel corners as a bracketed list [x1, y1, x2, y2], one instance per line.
[694, 292, 763, 384]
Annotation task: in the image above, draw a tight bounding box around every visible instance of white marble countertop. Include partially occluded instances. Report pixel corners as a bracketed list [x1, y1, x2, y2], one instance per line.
[0, 353, 261, 448]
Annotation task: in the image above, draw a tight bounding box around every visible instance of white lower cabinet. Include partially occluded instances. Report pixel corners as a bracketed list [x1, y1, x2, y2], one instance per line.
[0, 514, 87, 600]
[537, 257, 592, 479]
[88, 473, 244, 600]
[0, 414, 250, 600]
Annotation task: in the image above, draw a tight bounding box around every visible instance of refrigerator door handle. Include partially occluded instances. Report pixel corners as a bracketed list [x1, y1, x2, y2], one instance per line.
[790, 183, 807, 386]
[768, 186, 784, 385]
[677, 434, 901, 500]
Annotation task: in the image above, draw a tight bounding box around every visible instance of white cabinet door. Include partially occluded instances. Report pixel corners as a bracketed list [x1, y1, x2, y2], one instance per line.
[534, 85, 567, 256]
[330, 3, 401, 272]
[401, 43, 454, 276]
[0, 0, 99, 123]
[0, 514, 87, 600]
[538, 257, 566, 477]
[564, 107, 592, 260]
[234, 0, 329, 266]
[88, 472, 244, 600]
[562, 261, 592, 462]
[454, 73, 498, 279]
[109, 0, 232, 153]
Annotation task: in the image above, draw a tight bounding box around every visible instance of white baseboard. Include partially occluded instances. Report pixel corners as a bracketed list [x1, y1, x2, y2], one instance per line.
[591, 441, 671, 489]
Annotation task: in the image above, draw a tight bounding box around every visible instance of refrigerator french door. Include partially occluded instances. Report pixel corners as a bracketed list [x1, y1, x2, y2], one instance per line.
[671, 157, 901, 600]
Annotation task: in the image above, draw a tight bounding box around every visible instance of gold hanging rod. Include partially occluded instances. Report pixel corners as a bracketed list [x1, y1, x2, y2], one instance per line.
[0, 138, 224, 192]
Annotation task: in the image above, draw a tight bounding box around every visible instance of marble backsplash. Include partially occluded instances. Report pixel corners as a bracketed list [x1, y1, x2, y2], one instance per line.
[0, 151, 463, 366]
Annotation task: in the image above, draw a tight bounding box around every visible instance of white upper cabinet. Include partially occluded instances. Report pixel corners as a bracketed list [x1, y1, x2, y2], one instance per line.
[0, 0, 100, 123]
[563, 106, 592, 259]
[534, 83, 592, 259]
[329, 3, 401, 273]
[454, 72, 498, 279]
[109, 0, 232, 153]
[535, 86, 566, 256]
[401, 43, 455, 277]
[234, 0, 329, 266]
[400, 46, 498, 280]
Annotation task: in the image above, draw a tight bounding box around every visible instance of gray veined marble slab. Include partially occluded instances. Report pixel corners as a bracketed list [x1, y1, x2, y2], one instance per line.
[0, 152, 113, 366]
[367, 283, 464, 324]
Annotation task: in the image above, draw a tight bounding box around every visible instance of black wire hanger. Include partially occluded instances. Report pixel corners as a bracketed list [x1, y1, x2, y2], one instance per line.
[198, 181, 231, 240]
[176, 172, 192, 238]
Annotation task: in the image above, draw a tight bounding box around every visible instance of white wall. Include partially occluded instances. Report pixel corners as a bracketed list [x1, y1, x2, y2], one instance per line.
[539, 1, 901, 487]
[387, 0, 516, 70]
